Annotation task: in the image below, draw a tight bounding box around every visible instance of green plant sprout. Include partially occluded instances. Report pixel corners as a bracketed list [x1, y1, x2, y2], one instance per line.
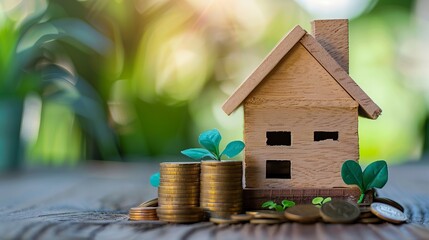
[262, 200, 295, 212]
[181, 129, 245, 160]
[312, 197, 331, 207]
[341, 160, 388, 204]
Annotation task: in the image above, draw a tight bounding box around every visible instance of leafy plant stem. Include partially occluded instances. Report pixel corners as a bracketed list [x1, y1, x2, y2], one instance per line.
[358, 193, 365, 204]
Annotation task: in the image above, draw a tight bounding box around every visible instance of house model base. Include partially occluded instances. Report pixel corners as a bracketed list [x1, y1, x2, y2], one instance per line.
[222, 19, 382, 206]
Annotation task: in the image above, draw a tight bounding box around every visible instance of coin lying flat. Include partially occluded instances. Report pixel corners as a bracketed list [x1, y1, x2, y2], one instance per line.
[285, 205, 320, 223]
[230, 214, 253, 222]
[358, 217, 384, 224]
[370, 202, 407, 224]
[210, 217, 240, 224]
[254, 211, 286, 220]
[374, 197, 404, 212]
[250, 219, 284, 224]
[320, 200, 360, 223]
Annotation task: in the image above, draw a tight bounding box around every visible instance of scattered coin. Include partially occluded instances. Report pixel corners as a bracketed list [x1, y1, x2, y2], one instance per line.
[285, 205, 320, 223]
[370, 202, 407, 224]
[210, 217, 240, 224]
[230, 214, 253, 222]
[358, 217, 384, 224]
[254, 211, 286, 220]
[374, 197, 405, 212]
[320, 200, 360, 223]
[250, 219, 284, 224]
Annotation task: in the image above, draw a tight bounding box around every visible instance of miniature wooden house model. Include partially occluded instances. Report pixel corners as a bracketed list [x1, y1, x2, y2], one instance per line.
[222, 20, 381, 190]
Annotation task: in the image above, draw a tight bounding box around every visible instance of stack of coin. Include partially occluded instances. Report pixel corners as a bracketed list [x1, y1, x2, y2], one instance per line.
[157, 206, 204, 223]
[157, 162, 202, 223]
[357, 203, 383, 224]
[129, 207, 158, 221]
[200, 161, 243, 218]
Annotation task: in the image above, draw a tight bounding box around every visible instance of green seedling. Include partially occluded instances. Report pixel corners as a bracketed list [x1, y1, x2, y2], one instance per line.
[181, 129, 245, 160]
[341, 160, 388, 203]
[312, 197, 332, 207]
[262, 199, 295, 212]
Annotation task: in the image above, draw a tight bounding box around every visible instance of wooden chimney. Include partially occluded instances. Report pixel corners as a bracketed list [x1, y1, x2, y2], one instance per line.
[312, 19, 349, 73]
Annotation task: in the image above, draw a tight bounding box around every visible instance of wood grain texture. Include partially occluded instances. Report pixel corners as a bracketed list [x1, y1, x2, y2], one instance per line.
[247, 43, 354, 101]
[243, 105, 358, 189]
[222, 25, 306, 115]
[300, 33, 382, 119]
[1, 161, 429, 240]
[312, 19, 349, 73]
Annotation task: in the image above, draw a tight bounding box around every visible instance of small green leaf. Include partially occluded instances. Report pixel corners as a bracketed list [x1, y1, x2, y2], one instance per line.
[150, 172, 160, 187]
[275, 205, 283, 212]
[322, 197, 332, 204]
[262, 200, 275, 208]
[181, 148, 217, 160]
[281, 200, 295, 208]
[312, 197, 323, 205]
[198, 129, 222, 158]
[341, 160, 364, 191]
[220, 140, 245, 159]
[363, 160, 388, 191]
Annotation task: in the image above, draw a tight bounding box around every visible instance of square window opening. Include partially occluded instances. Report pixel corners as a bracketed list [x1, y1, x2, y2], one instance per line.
[314, 131, 339, 141]
[266, 160, 291, 179]
[266, 131, 291, 146]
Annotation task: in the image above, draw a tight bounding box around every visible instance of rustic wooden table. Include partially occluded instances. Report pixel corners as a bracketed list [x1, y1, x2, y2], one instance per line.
[1, 160, 428, 240]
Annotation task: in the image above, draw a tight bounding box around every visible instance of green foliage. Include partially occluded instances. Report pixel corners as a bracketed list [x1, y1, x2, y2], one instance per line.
[262, 199, 295, 212]
[341, 160, 388, 203]
[181, 129, 245, 160]
[312, 197, 332, 207]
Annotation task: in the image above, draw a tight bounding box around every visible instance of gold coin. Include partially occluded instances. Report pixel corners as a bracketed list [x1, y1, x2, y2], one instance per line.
[320, 200, 360, 223]
[202, 160, 242, 166]
[254, 211, 286, 220]
[200, 182, 243, 188]
[137, 198, 158, 207]
[230, 214, 253, 221]
[157, 209, 203, 215]
[158, 185, 199, 190]
[160, 168, 200, 172]
[200, 199, 243, 204]
[158, 192, 199, 198]
[158, 199, 199, 205]
[284, 205, 320, 223]
[158, 182, 200, 189]
[370, 202, 407, 224]
[245, 210, 261, 216]
[209, 211, 241, 218]
[200, 190, 243, 197]
[158, 215, 202, 222]
[160, 162, 200, 167]
[210, 217, 239, 224]
[160, 173, 200, 178]
[160, 178, 200, 183]
[200, 177, 242, 182]
[358, 217, 384, 224]
[129, 218, 159, 221]
[250, 219, 284, 224]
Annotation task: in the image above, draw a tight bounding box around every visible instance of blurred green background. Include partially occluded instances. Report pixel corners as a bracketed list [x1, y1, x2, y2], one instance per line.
[1, 0, 428, 169]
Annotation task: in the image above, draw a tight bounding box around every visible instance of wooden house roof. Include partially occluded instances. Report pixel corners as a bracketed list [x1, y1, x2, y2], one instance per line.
[222, 25, 382, 119]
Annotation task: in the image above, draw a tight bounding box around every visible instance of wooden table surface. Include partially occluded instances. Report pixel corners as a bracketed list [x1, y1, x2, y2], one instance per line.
[1, 160, 429, 240]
